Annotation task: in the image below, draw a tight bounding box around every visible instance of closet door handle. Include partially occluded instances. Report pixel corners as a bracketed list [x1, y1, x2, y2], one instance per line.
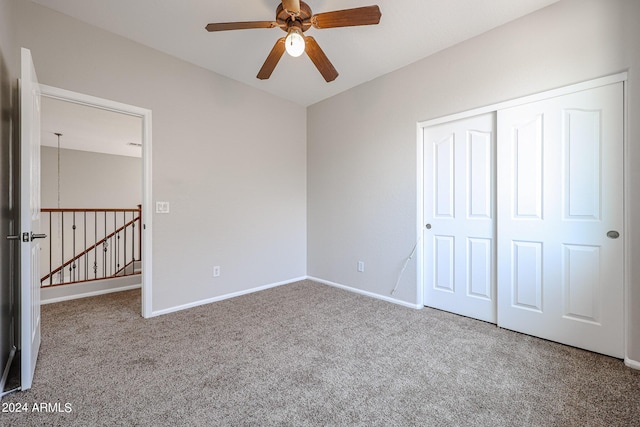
[607, 230, 620, 239]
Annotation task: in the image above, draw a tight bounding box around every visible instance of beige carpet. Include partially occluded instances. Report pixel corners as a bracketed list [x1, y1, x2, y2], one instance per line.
[1, 280, 639, 426]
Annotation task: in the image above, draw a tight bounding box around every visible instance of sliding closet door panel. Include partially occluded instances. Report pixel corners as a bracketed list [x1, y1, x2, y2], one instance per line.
[423, 112, 496, 323]
[497, 83, 623, 358]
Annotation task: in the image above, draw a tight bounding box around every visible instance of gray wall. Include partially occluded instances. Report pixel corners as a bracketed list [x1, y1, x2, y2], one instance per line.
[0, 0, 18, 383]
[307, 0, 640, 363]
[11, 1, 307, 313]
[40, 147, 141, 209]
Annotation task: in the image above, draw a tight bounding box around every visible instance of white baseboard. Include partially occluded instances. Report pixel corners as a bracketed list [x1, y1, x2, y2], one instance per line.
[149, 276, 420, 317]
[41, 277, 142, 305]
[307, 276, 422, 309]
[150, 276, 308, 317]
[624, 357, 640, 370]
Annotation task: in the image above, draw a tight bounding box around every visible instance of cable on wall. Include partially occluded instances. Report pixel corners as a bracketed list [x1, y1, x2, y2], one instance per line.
[390, 234, 422, 296]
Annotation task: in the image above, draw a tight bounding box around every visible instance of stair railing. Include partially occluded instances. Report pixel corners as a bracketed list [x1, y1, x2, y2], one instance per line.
[40, 205, 142, 287]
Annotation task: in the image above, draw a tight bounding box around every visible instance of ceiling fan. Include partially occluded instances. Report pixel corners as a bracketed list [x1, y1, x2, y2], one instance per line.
[205, 0, 382, 82]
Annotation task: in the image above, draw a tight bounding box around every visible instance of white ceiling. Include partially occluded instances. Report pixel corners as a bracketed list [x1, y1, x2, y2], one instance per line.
[41, 96, 142, 158]
[31, 0, 560, 107]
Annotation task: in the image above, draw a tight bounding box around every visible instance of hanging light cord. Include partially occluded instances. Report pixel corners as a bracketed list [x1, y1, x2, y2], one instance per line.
[55, 132, 62, 210]
[54, 133, 63, 283]
[54, 132, 62, 269]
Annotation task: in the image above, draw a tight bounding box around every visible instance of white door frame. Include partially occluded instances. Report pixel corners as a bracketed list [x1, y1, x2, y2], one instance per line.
[416, 72, 630, 361]
[39, 84, 153, 318]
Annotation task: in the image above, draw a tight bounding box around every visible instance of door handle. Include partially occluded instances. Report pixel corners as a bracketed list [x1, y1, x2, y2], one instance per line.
[607, 230, 620, 239]
[425, 223, 432, 230]
[6, 232, 46, 242]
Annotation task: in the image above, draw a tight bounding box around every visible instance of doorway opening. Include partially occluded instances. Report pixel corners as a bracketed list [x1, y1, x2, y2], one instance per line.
[39, 97, 143, 301]
[39, 84, 153, 318]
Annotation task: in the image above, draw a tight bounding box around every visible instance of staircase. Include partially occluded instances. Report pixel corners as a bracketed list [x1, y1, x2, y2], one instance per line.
[40, 206, 142, 287]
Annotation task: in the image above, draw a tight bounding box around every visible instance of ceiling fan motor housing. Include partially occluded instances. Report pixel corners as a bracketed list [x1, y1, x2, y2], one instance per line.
[276, 1, 313, 32]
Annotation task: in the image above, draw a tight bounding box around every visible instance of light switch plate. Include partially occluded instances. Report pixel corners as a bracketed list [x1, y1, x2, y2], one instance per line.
[155, 201, 170, 214]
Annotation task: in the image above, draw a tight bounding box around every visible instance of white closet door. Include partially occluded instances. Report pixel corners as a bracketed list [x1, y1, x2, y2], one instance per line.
[423, 113, 496, 323]
[497, 83, 624, 358]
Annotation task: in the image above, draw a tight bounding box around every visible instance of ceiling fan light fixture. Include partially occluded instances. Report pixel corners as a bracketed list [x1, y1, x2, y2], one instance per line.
[285, 27, 305, 57]
[206, 2, 382, 81]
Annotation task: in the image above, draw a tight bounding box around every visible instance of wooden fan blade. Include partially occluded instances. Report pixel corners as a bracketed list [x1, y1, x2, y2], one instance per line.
[311, 5, 381, 29]
[257, 38, 286, 80]
[205, 21, 279, 32]
[282, 0, 301, 15]
[305, 36, 338, 82]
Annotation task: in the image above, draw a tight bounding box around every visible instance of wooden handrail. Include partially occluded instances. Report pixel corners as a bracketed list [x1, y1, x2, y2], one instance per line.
[41, 206, 142, 285]
[41, 208, 138, 213]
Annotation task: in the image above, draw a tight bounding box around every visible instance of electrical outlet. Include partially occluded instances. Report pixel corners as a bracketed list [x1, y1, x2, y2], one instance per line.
[213, 266, 221, 278]
[358, 261, 365, 273]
